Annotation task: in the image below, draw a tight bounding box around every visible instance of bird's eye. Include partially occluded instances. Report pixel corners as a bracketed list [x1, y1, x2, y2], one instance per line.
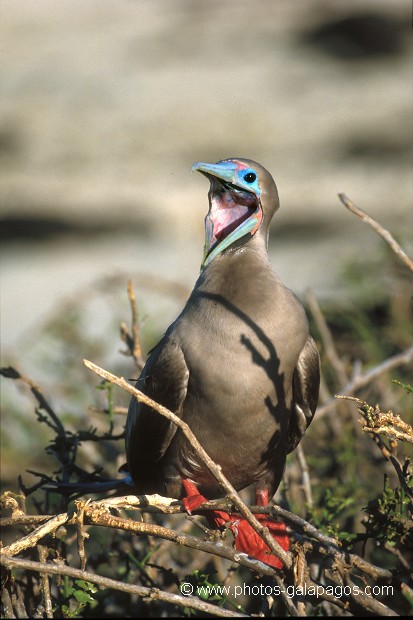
[243, 172, 257, 183]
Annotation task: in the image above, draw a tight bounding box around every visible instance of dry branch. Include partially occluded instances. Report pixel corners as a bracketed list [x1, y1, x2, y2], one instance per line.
[120, 279, 145, 372]
[338, 193, 413, 273]
[0, 496, 281, 577]
[336, 396, 413, 501]
[316, 345, 413, 418]
[0, 555, 247, 618]
[337, 395, 413, 445]
[1, 473, 406, 617]
[1, 492, 395, 583]
[305, 289, 349, 388]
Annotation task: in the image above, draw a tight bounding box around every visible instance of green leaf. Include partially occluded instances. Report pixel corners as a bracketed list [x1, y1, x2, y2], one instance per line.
[75, 579, 98, 594]
[73, 590, 94, 604]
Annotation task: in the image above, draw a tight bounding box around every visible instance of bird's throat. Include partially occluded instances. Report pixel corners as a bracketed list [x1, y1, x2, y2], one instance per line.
[202, 184, 262, 268]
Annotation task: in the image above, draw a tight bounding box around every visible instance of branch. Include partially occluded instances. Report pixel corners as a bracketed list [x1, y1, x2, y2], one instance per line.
[37, 545, 53, 618]
[337, 396, 413, 445]
[338, 193, 413, 273]
[305, 289, 349, 387]
[2, 491, 402, 616]
[0, 555, 247, 618]
[295, 445, 313, 509]
[316, 345, 413, 418]
[0, 511, 69, 557]
[82, 358, 292, 570]
[1, 492, 395, 583]
[0, 367, 77, 487]
[0, 367, 66, 439]
[119, 280, 145, 372]
[0, 495, 283, 578]
[336, 397, 413, 500]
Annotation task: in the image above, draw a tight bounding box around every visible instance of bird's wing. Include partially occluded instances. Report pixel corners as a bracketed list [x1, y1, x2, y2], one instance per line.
[126, 335, 189, 470]
[287, 336, 320, 453]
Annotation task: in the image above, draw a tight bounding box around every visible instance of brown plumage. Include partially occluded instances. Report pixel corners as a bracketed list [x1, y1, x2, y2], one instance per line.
[126, 158, 320, 503]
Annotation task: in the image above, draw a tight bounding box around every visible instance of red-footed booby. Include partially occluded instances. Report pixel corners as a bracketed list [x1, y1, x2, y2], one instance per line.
[126, 158, 320, 568]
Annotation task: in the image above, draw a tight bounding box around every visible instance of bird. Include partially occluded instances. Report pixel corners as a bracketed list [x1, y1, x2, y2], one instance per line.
[125, 158, 320, 567]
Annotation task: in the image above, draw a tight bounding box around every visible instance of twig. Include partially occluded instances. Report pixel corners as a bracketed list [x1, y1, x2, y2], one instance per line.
[305, 574, 398, 617]
[0, 368, 65, 440]
[295, 445, 313, 509]
[128, 280, 142, 357]
[337, 395, 413, 445]
[0, 515, 59, 527]
[0, 587, 15, 619]
[82, 358, 292, 569]
[120, 280, 145, 372]
[0, 368, 73, 486]
[384, 542, 413, 575]
[37, 546, 53, 619]
[338, 193, 413, 273]
[88, 405, 128, 416]
[293, 544, 308, 616]
[305, 290, 348, 387]
[0, 492, 26, 517]
[345, 574, 398, 617]
[1, 492, 395, 583]
[74, 499, 89, 570]
[0, 555, 247, 618]
[336, 396, 413, 500]
[372, 434, 412, 500]
[316, 345, 413, 418]
[0, 512, 69, 557]
[273, 573, 300, 616]
[11, 581, 28, 619]
[0, 499, 283, 579]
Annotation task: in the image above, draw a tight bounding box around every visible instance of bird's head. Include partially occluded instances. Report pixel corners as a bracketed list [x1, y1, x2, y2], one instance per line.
[192, 158, 279, 269]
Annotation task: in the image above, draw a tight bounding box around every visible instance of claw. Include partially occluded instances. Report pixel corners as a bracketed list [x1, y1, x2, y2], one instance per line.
[181, 480, 289, 568]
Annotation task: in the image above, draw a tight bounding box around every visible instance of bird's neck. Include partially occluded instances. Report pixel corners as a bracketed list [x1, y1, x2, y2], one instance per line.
[197, 233, 277, 296]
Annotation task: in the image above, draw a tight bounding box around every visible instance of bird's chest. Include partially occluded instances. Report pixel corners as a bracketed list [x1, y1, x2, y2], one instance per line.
[164, 264, 308, 494]
[182, 281, 305, 391]
[177, 287, 305, 438]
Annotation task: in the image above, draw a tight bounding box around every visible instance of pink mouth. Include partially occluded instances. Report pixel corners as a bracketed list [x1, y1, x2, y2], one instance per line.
[214, 204, 254, 240]
[207, 185, 259, 247]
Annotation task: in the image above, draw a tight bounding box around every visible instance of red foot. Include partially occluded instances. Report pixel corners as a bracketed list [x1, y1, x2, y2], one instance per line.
[231, 513, 289, 569]
[182, 479, 229, 527]
[181, 480, 289, 569]
[255, 488, 269, 507]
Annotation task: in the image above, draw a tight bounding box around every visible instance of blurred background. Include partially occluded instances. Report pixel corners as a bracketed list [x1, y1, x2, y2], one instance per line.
[1, 1, 412, 483]
[1, 0, 412, 346]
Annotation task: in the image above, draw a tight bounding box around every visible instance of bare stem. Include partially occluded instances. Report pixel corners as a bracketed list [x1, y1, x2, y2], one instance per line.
[338, 193, 413, 273]
[317, 345, 413, 418]
[0, 555, 247, 618]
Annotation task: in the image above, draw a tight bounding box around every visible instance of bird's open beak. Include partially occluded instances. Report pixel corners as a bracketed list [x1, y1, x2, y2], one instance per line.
[192, 161, 262, 269]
